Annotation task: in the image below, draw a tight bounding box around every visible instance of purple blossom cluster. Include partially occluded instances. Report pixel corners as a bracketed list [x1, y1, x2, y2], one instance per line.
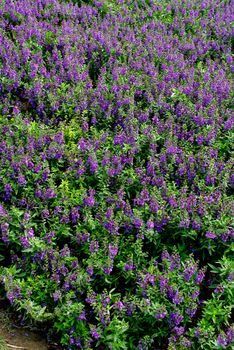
[0, 0, 233, 349]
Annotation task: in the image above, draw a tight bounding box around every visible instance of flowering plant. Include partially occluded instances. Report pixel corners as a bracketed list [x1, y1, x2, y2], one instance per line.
[0, 0, 233, 349]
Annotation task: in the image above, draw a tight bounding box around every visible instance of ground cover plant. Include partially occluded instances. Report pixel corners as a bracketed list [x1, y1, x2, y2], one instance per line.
[0, 0, 233, 349]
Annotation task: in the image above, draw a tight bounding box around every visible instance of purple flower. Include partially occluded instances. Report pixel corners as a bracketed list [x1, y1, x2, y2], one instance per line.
[106, 208, 113, 219]
[78, 139, 88, 150]
[45, 231, 55, 244]
[1, 222, 9, 234]
[191, 290, 200, 299]
[217, 334, 228, 347]
[91, 329, 100, 340]
[124, 261, 134, 271]
[172, 290, 184, 305]
[103, 220, 119, 235]
[226, 327, 233, 344]
[23, 212, 30, 221]
[136, 233, 145, 239]
[146, 219, 154, 229]
[142, 273, 155, 286]
[77, 311, 86, 320]
[71, 260, 78, 269]
[4, 184, 12, 200]
[108, 244, 118, 259]
[51, 274, 60, 284]
[180, 219, 190, 229]
[41, 170, 49, 182]
[186, 307, 197, 318]
[0, 205, 6, 217]
[101, 294, 110, 306]
[196, 270, 205, 284]
[85, 292, 96, 305]
[7, 291, 15, 305]
[84, 196, 95, 207]
[192, 220, 201, 231]
[170, 312, 184, 326]
[88, 156, 98, 173]
[18, 175, 27, 186]
[114, 301, 124, 311]
[214, 285, 224, 294]
[174, 326, 184, 336]
[183, 263, 197, 281]
[41, 209, 50, 219]
[159, 276, 169, 293]
[45, 188, 56, 199]
[114, 134, 125, 146]
[20, 236, 30, 249]
[168, 196, 177, 208]
[194, 328, 200, 338]
[155, 310, 167, 320]
[205, 231, 216, 239]
[1, 222, 9, 244]
[52, 290, 61, 302]
[86, 266, 94, 276]
[196, 134, 204, 145]
[35, 188, 43, 198]
[103, 266, 113, 274]
[54, 206, 62, 215]
[89, 240, 99, 253]
[27, 228, 34, 238]
[60, 215, 69, 224]
[149, 199, 159, 213]
[60, 246, 70, 257]
[134, 217, 143, 229]
[13, 106, 20, 115]
[62, 281, 70, 291]
[71, 207, 80, 223]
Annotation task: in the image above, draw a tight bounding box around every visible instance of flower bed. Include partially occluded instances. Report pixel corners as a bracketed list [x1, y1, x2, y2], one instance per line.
[0, 0, 233, 349]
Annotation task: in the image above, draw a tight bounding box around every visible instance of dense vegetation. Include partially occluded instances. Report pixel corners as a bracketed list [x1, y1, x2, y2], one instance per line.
[0, 0, 233, 349]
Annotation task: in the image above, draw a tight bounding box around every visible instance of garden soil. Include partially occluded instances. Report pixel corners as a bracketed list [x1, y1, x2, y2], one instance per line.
[0, 301, 48, 350]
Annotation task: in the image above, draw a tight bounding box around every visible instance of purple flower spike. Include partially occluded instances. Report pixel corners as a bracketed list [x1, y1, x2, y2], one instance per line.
[91, 329, 100, 340]
[205, 231, 216, 239]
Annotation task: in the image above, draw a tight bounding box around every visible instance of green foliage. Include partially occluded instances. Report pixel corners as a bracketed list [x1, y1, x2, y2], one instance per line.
[97, 318, 129, 349]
